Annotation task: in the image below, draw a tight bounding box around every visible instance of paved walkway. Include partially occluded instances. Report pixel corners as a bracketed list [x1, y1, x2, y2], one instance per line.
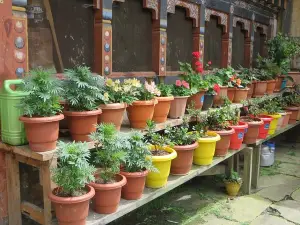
[112, 140, 300, 225]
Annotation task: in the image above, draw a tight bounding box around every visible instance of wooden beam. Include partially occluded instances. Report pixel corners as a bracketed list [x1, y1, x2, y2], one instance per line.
[21, 201, 44, 225]
[242, 147, 253, 194]
[41, 162, 54, 225]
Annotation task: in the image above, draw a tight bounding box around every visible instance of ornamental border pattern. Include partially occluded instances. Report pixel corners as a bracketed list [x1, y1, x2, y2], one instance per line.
[233, 16, 251, 37]
[167, 0, 199, 27]
[205, 8, 228, 33]
[254, 22, 268, 37]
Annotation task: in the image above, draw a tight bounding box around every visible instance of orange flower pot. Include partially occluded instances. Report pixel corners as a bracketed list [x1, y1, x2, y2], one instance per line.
[266, 80, 276, 94]
[211, 128, 235, 156]
[153, 96, 174, 123]
[127, 99, 157, 129]
[227, 88, 235, 102]
[240, 117, 263, 144]
[282, 111, 292, 128]
[274, 75, 285, 92]
[253, 81, 267, 97]
[98, 103, 127, 130]
[233, 88, 249, 103]
[285, 106, 300, 124]
[213, 86, 228, 107]
[168, 96, 189, 119]
[247, 83, 254, 99]
[187, 89, 207, 109]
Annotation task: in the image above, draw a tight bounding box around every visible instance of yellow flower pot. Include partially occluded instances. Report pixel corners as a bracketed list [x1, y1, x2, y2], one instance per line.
[268, 114, 282, 135]
[224, 181, 242, 196]
[193, 131, 221, 166]
[146, 146, 177, 188]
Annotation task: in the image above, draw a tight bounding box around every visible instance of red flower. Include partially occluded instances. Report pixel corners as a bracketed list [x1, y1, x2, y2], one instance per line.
[208, 61, 212, 65]
[195, 61, 202, 67]
[213, 84, 220, 94]
[182, 81, 190, 89]
[192, 51, 200, 58]
[196, 66, 204, 73]
[175, 80, 182, 87]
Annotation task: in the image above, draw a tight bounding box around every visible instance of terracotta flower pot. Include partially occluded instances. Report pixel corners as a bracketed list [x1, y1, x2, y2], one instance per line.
[282, 111, 292, 128]
[90, 174, 127, 214]
[266, 80, 276, 94]
[210, 128, 235, 156]
[277, 112, 287, 130]
[233, 88, 249, 103]
[274, 75, 285, 92]
[213, 86, 228, 107]
[258, 115, 273, 139]
[240, 117, 263, 144]
[153, 96, 174, 123]
[229, 122, 248, 150]
[168, 96, 189, 119]
[202, 94, 215, 111]
[127, 99, 157, 129]
[120, 170, 148, 200]
[227, 88, 235, 102]
[19, 114, 64, 152]
[64, 109, 102, 142]
[285, 106, 300, 124]
[247, 83, 254, 99]
[98, 103, 126, 130]
[253, 81, 267, 97]
[187, 89, 207, 109]
[170, 142, 198, 175]
[49, 185, 95, 225]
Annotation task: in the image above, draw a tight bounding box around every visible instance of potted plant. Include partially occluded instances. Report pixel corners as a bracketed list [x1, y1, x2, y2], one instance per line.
[144, 120, 177, 188]
[164, 116, 198, 175]
[121, 131, 157, 200]
[282, 93, 300, 124]
[203, 73, 222, 110]
[168, 80, 191, 119]
[187, 107, 220, 165]
[98, 78, 136, 130]
[153, 83, 174, 123]
[126, 79, 160, 129]
[223, 169, 242, 197]
[19, 68, 64, 152]
[228, 112, 248, 151]
[89, 124, 127, 214]
[252, 69, 269, 97]
[260, 99, 282, 135]
[49, 141, 96, 225]
[180, 51, 209, 110]
[63, 66, 104, 141]
[238, 67, 257, 99]
[229, 75, 249, 103]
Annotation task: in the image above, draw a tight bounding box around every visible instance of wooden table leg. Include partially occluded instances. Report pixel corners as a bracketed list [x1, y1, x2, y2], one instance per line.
[234, 153, 240, 173]
[226, 156, 234, 176]
[6, 154, 22, 225]
[251, 144, 261, 189]
[242, 147, 253, 195]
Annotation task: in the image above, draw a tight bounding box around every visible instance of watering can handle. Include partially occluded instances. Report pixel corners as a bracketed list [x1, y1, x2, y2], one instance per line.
[3, 79, 25, 96]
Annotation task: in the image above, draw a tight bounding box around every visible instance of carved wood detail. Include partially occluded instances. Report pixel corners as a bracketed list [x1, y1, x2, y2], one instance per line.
[233, 16, 251, 37]
[167, 0, 200, 27]
[254, 22, 268, 37]
[205, 8, 228, 33]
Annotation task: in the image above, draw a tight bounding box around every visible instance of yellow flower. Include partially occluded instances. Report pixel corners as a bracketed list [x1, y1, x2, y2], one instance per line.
[106, 79, 114, 87]
[123, 85, 131, 92]
[131, 78, 141, 88]
[104, 92, 109, 101]
[113, 86, 120, 92]
[115, 79, 121, 85]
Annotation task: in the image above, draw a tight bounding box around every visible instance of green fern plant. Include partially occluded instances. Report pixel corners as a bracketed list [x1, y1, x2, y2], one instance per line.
[90, 124, 128, 183]
[63, 66, 105, 111]
[52, 141, 96, 197]
[223, 169, 242, 184]
[19, 68, 62, 117]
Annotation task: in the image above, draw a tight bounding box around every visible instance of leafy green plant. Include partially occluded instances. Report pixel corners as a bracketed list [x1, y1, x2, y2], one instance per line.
[213, 67, 237, 86]
[171, 80, 191, 96]
[164, 116, 198, 146]
[237, 67, 258, 86]
[281, 92, 300, 107]
[256, 56, 281, 80]
[203, 73, 222, 95]
[226, 107, 240, 125]
[203, 106, 232, 131]
[157, 83, 173, 97]
[52, 141, 96, 197]
[127, 79, 160, 100]
[223, 169, 242, 184]
[19, 68, 62, 117]
[90, 124, 128, 183]
[242, 98, 263, 117]
[262, 99, 281, 115]
[100, 78, 137, 104]
[122, 131, 157, 173]
[63, 66, 105, 111]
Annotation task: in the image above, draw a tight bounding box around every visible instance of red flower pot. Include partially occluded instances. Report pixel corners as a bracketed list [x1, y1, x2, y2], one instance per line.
[210, 128, 235, 156]
[229, 122, 248, 150]
[240, 117, 263, 144]
[258, 115, 273, 139]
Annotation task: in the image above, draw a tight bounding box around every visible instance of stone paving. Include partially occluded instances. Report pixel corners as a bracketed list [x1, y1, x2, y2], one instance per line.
[111, 141, 300, 225]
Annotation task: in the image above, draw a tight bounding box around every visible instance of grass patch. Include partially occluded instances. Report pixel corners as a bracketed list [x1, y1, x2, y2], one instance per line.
[287, 150, 296, 156]
[260, 160, 281, 176]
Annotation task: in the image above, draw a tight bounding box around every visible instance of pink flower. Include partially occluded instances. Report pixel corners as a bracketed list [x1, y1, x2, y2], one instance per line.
[196, 66, 204, 73]
[192, 51, 200, 58]
[208, 61, 212, 65]
[182, 81, 190, 89]
[175, 80, 182, 87]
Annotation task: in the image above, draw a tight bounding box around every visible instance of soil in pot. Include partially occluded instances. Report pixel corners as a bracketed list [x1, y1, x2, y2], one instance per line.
[120, 170, 148, 200]
[90, 174, 127, 214]
[127, 100, 156, 129]
[213, 86, 228, 107]
[253, 81, 267, 97]
[171, 142, 198, 175]
[285, 106, 300, 124]
[202, 94, 214, 111]
[210, 127, 235, 157]
[258, 115, 273, 139]
[187, 89, 207, 110]
[224, 181, 242, 197]
[274, 75, 285, 92]
[20, 114, 64, 152]
[266, 80, 276, 94]
[98, 103, 126, 130]
[229, 122, 248, 150]
[282, 111, 292, 128]
[227, 88, 235, 102]
[64, 109, 102, 142]
[153, 96, 174, 123]
[169, 96, 189, 119]
[49, 185, 95, 225]
[240, 116, 263, 144]
[233, 88, 249, 103]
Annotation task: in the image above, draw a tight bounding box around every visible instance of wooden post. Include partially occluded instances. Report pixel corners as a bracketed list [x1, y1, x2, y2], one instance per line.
[251, 144, 261, 189]
[242, 147, 253, 195]
[192, 5, 205, 68]
[152, 20, 166, 76]
[244, 21, 252, 68]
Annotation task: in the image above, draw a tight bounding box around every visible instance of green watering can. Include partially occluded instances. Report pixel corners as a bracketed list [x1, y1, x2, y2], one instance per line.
[0, 79, 28, 145]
